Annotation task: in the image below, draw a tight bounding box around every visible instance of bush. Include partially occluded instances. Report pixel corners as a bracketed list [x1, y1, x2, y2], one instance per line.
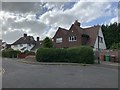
[67, 46, 94, 63]
[2, 48, 21, 58]
[36, 46, 94, 64]
[36, 48, 67, 62]
[23, 50, 35, 55]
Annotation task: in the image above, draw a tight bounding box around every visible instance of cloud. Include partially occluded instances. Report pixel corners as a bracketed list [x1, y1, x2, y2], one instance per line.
[110, 17, 118, 23]
[2, 29, 26, 44]
[0, 2, 117, 44]
[2, 2, 42, 13]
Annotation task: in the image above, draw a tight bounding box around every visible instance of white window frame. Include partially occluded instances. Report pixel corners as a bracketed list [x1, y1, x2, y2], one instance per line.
[56, 37, 62, 43]
[99, 37, 103, 43]
[69, 36, 77, 42]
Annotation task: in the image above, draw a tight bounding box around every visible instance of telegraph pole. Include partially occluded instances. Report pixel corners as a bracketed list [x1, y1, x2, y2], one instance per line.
[98, 33, 100, 64]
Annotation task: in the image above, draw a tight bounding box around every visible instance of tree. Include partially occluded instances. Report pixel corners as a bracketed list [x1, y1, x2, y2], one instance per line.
[43, 37, 53, 48]
[101, 22, 120, 49]
[110, 43, 120, 50]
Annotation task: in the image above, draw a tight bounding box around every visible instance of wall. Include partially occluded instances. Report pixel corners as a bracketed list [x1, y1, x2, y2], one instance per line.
[99, 50, 120, 62]
[94, 27, 106, 50]
[11, 44, 34, 52]
[1, 42, 7, 51]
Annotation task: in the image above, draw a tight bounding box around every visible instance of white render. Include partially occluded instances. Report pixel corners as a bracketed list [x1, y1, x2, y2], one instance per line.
[94, 27, 106, 50]
[1, 42, 7, 51]
[11, 44, 34, 52]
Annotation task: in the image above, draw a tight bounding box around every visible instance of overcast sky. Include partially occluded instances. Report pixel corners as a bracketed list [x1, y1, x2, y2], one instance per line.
[0, 1, 119, 44]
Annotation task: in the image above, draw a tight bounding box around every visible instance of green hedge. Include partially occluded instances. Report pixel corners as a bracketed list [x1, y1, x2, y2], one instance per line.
[2, 48, 21, 58]
[36, 46, 94, 64]
[24, 50, 35, 55]
[36, 48, 68, 62]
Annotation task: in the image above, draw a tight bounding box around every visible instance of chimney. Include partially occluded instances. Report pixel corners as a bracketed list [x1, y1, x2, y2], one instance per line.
[74, 20, 80, 27]
[37, 37, 39, 41]
[24, 33, 27, 37]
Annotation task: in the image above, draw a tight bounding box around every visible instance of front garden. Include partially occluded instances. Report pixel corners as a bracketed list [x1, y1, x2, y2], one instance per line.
[2, 46, 94, 64]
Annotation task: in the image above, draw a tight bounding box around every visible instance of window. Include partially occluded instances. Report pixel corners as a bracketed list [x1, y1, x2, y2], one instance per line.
[56, 38, 62, 43]
[29, 44, 31, 46]
[69, 36, 77, 42]
[99, 36, 103, 43]
[20, 44, 23, 47]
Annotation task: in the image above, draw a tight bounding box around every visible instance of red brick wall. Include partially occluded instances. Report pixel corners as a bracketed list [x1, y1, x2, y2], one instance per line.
[53, 25, 82, 48]
[18, 54, 27, 58]
[99, 50, 120, 62]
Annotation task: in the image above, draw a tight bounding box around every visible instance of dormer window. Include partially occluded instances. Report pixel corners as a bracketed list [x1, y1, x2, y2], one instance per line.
[99, 36, 103, 43]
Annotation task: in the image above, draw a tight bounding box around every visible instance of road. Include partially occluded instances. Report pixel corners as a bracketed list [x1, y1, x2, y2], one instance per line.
[2, 58, 118, 88]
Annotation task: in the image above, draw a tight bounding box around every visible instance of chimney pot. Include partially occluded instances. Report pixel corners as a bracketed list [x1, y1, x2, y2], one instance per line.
[74, 20, 80, 26]
[37, 37, 39, 41]
[24, 33, 27, 37]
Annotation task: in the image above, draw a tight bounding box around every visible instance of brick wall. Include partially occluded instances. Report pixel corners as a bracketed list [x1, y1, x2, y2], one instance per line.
[98, 50, 120, 62]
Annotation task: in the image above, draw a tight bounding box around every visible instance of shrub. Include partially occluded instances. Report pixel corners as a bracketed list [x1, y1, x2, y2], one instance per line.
[36, 46, 94, 64]
[27, 51, 35, 55]
[36, 48, 67, 62]
[2, 48, 21, 58]
[23, 50, 35, 55]
[77, 46, 94, 64]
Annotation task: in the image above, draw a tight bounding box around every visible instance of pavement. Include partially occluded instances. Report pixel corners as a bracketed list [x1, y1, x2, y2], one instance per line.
[2, 58, 119, 88]
[11, 58, 119, 69]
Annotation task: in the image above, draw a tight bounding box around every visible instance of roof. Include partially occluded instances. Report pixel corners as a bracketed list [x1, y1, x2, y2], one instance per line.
[70, 24, 88, 36]
[84, 25, 100, 46]
[12, 36, 36, 45]
[31, 41, 42, 51]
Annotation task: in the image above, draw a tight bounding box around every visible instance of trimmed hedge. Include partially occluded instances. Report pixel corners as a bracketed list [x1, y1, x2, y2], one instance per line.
[36, 48, 68, 62]
[36, 46, 94, 64]
[2, 48, 21, 58]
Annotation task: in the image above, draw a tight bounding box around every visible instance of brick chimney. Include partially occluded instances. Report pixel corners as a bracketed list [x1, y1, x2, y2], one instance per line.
[37, 37, 39, 41]
[74, 20, 80, 27]
[24, 33, 27, 37]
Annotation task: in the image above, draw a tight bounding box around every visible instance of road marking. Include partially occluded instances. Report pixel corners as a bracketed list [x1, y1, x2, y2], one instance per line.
[0, 68, 5, 75]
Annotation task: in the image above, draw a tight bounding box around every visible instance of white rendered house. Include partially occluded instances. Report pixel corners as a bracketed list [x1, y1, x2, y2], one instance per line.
[11, 34, 41, 52]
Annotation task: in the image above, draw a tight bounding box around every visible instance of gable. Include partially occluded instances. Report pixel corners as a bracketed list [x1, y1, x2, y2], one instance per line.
[53, 27, 68, 39]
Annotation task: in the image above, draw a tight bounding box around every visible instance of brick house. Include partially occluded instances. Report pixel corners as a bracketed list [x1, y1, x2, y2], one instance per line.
[52, 20, 106, 50]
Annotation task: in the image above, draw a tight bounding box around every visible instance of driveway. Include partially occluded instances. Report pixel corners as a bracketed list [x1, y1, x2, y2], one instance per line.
[2, 58, 118, 88]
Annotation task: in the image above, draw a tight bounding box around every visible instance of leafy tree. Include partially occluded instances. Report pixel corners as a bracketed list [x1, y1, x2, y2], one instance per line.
[110, 43, 120, 50]
[43, 37, 53, 48]
[101, 22, 120, 49]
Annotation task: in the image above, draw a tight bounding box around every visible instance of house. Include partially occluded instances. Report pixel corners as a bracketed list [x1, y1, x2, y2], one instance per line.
[52, 20, 106, 50]
[11, 34, 42, 52]
[0, 40, 11, 51]
[31, 37, 43, 52]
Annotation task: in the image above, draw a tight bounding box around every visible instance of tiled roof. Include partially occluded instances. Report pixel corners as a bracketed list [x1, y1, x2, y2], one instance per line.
[31, 41, 42, 51]
[12, 36, 36, 45]
[84, 25, 100, 46]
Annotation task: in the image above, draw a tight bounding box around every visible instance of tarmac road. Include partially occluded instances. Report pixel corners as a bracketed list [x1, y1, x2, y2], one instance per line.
[2, 58, 118, 88]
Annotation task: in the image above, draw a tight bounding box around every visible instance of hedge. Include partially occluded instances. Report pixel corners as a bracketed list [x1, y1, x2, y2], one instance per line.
[24, 50, 35, 55]
[2, 48, 21, 58]
[36, 48, 68, 62]
[36, 46, 94, 64]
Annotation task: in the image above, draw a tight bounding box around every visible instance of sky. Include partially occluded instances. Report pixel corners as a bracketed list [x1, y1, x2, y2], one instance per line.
[0, 1, 119, 44]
